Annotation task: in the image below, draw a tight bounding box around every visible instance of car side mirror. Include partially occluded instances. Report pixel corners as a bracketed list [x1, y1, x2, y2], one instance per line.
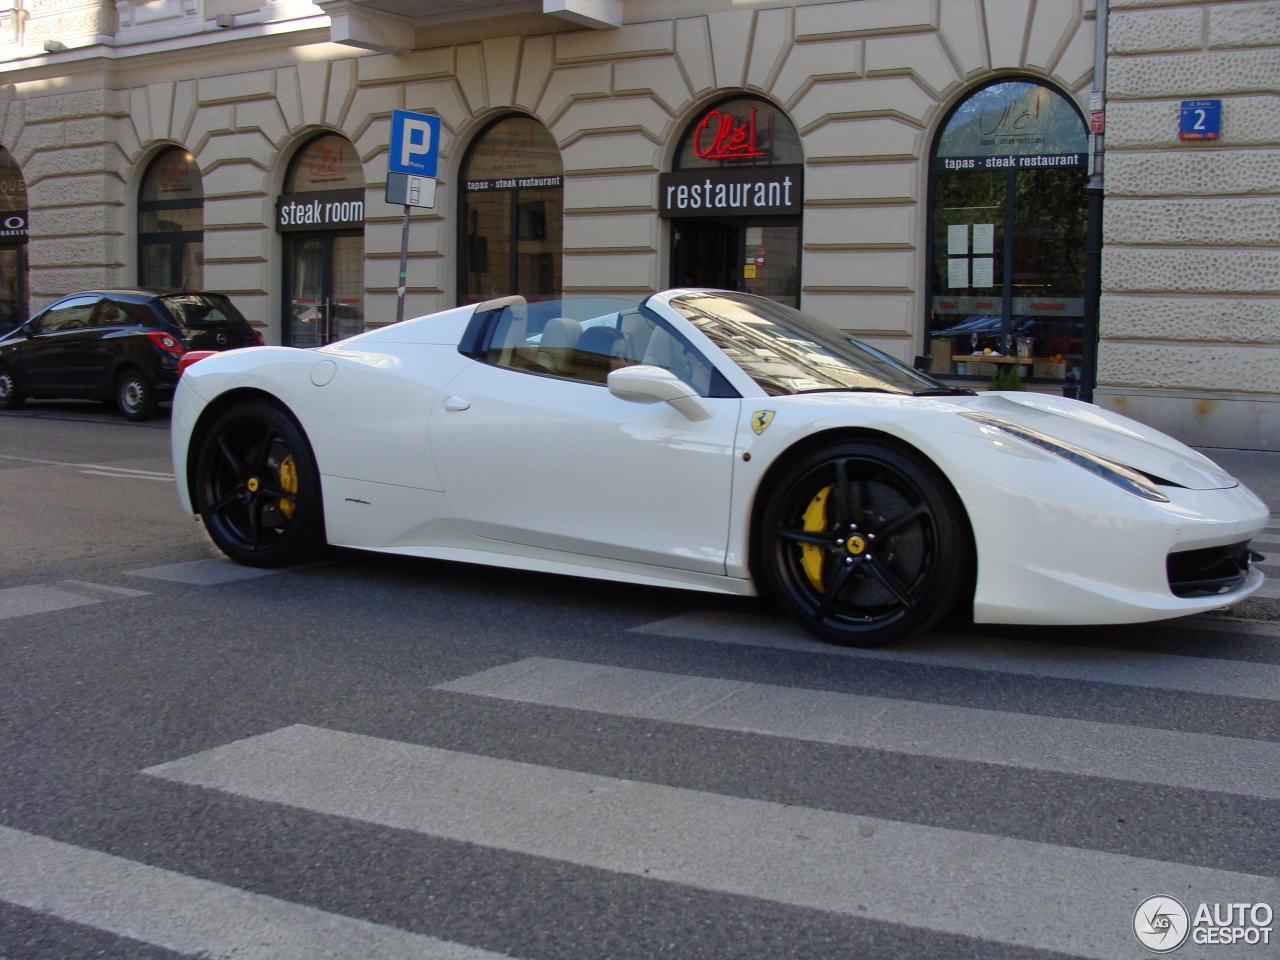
[607, 364, 712, 422]
[18, 321, 33, 338]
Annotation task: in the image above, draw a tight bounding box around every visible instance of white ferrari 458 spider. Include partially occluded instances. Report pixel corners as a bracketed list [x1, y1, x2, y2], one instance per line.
[172, 290, 1269, 646]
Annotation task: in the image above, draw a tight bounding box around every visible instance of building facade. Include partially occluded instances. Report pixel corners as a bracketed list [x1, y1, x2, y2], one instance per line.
[0, 0, 1273, 449]
[1095, 0, 1280, 451]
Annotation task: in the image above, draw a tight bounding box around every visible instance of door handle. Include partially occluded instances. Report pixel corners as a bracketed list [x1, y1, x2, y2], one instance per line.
[444, 395, 470, 411]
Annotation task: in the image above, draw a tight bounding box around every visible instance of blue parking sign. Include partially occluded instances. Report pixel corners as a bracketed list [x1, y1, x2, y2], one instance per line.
[388, 109, 441, 177]
[1179, 100, 1220, 140]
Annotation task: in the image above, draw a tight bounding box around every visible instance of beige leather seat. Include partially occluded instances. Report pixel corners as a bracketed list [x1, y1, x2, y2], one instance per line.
[536, 317, 583, 374]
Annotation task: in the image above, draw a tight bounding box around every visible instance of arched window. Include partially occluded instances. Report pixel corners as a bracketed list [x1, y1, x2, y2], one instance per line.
[279, 134, 366, 347]
[138, 148, 203, 290]
[664, 97, 803, 306]
[0, 144, 27, 333]
[458, 115, 563, 304]
[927, 79, 1088, 383]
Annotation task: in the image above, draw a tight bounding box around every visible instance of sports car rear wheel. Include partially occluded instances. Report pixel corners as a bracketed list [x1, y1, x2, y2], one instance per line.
[195, 400, 324, 567]
[761, 440, 969, 647]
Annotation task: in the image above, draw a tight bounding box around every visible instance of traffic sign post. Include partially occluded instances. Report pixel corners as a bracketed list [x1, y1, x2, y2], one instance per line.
[386, 109, 442, 323]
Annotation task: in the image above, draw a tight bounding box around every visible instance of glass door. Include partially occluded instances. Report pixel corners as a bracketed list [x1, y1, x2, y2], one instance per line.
[330, 233, 365, 341]
[671, 218, 800, 307]
[285, 233, 364, 347]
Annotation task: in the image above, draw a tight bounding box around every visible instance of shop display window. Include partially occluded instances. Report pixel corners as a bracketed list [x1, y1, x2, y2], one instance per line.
[459, 115, 563, 304]
[138, 148, 204, 291]
[0, 144, 26, 332]
[927, 80, 1088, 384]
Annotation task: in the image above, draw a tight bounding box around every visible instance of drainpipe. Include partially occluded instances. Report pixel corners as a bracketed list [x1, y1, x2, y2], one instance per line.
[1080, 0, 1108, 403]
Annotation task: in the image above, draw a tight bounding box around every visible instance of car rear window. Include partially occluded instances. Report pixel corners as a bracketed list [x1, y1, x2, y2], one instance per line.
[159, 293, 249, 330]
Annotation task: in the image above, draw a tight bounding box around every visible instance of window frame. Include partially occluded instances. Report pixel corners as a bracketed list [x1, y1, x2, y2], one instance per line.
[137, 148, 205, 291]
[468, 301, 740, 398]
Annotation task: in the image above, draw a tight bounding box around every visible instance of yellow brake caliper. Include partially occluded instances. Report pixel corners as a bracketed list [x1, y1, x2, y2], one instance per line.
[278, 454, 297, 519]
[800, 484, 833, 591]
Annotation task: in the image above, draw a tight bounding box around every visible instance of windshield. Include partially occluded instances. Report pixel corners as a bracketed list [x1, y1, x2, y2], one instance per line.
[160, 293, 249, 330]
[664, 292, 955, 396]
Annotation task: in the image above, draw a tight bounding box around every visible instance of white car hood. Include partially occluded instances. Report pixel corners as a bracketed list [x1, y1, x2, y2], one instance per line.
[949, 393, 1238, 491]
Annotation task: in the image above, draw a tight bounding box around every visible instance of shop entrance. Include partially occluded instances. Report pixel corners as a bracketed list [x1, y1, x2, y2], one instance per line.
[672, 218, 800, 306]
[285, 232, 364, 348]
[661, 97, 804, 308]
[277, 135, 365, 347]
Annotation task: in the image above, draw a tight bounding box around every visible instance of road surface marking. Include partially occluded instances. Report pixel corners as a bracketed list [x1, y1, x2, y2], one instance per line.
[0, 454, 173, 477]
[438, 657, 1280, 799]
[127, 559, 279, 585]
[143, 724, 1280, 960]
[79, 469, 174, 482]
[0, 584, 100, 620]
[0, 825, 517, 960]
[630, 610, 1280, 699]
[61, 579, 152, 598]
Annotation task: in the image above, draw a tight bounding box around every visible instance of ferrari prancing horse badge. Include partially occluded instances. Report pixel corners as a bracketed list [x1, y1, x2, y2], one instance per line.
[751, 410, 775, 435]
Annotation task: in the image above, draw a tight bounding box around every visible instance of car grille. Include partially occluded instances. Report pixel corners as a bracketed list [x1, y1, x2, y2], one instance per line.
[1167, 540, 1259, 598]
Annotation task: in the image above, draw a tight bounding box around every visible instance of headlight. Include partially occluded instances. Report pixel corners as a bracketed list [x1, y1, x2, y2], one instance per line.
[961, 412, 1170, 502]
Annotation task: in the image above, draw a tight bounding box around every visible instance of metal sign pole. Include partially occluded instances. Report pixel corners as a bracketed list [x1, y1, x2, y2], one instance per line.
[396, 204, 410, 324]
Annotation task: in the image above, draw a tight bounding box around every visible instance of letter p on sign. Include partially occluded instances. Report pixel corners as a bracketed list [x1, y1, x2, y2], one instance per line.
[400, 119, 433, 167]
[388, 109, 441, 178]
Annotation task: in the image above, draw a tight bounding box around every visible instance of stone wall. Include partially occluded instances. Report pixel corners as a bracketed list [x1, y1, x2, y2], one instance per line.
[1, 0, 1095, 356]
[1097, 0, 1280, 450]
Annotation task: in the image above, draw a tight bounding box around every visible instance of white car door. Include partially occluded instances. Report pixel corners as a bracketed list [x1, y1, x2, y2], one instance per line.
[429, 328, 740, 576]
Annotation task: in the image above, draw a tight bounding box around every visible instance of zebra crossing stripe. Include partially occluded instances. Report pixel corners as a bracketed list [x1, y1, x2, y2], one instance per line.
[142, 724, 1280, 960]
[630, 611, 1280, 699]
[0, 584, 100, 620]
[127, 559, 280, 585]
[437, 657, 1280, 799]
[0, 825, 517, 960]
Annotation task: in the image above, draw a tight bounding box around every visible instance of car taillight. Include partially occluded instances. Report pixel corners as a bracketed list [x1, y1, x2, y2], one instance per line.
[252, 329, 265, 346]
[178, 351, 218, 377]
[147, 330, 186, 355]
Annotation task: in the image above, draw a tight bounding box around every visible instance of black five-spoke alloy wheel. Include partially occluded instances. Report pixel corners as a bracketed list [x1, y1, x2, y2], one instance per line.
[761, 440, 970, 646]
[195, 400, 324, 567]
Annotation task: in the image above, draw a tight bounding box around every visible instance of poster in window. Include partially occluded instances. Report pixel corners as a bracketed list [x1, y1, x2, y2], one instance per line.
[947, 224, 969, 256]
[972, 258, 994, 288]
[947, 258, 969, 288]
[972, 223, 995, 255]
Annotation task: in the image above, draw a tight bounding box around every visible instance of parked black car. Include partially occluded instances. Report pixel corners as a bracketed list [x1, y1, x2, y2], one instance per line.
[0, 289, 261, 420]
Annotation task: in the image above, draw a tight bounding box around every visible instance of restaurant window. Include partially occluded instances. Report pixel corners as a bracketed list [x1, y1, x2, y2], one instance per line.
[927, 79, 1088, 385]
[662, 96, 803, 307]
[277, 134, 366, 347]
[458, 115, 563, 304]
[138, 148, 203, 290]
[0, 144, 27, 333]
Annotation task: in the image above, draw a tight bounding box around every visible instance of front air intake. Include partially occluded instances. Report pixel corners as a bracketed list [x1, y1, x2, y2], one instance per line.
[1166, 541, 1257, 598]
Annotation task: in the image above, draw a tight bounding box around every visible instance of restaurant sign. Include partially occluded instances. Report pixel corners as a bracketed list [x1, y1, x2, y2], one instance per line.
[276, 188, 366, 232]
[659, 165, 802, 219]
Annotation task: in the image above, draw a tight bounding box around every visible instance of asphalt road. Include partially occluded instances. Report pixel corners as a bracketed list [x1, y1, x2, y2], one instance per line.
[2, 402, 1280, 960]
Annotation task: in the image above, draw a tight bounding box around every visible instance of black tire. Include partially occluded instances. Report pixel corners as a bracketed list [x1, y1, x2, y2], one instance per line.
[760, 440, 970, 647]
[194, 400, 325, 567]
[0, 362, 23, 410]
[115, 369, 158, 421]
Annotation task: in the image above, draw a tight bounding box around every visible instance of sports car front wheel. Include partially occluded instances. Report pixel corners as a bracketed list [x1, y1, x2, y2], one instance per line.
[760, 440, 970, 647]
[194, 400, 325, 567]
